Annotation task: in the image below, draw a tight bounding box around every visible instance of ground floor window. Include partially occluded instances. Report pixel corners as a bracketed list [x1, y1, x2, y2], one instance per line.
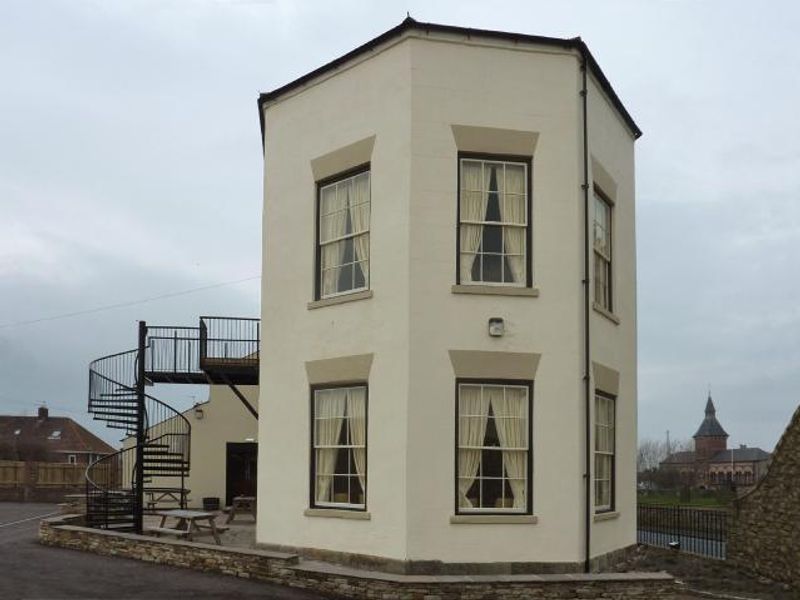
[456, 381, 532, 513]
[594, 392, 616, 512]
[311, 385, 367, 509]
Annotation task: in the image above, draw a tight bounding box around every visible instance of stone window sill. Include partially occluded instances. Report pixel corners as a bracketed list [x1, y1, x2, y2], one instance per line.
[450, 514, 538, 525]
[451, 285, 540, 297]
[308, 290, 373, 310]
[304, 508, 371, 520]
[593, 302, 620, 325]
[593, 511, 620, 522]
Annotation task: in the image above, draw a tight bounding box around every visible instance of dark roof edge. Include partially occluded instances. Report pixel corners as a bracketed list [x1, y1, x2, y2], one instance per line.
[257, 17, 642, 140]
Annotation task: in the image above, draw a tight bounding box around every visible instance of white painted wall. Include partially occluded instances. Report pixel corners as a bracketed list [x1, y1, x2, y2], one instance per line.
[183, 385, 258, 506]
[258, 31, 636, 566]
[258, 38, 412, 560]
[404, 36, 586, 564]
[586, 72, 638, 558]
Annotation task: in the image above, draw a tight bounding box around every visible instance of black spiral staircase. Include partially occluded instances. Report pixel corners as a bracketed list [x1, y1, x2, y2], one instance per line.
[85, 317, 259, 533]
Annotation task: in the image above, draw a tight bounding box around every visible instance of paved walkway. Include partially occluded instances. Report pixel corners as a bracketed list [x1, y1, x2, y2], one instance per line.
[0, 503, 325, 600]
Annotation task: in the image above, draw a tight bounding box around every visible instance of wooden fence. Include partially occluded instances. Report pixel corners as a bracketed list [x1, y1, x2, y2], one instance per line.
[0, 461, 26, 485]
[0, 460, 87, 500]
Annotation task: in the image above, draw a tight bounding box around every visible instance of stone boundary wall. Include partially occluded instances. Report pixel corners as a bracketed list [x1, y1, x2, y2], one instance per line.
[728, 403, 800, 591]
[39, 517, 675, 599]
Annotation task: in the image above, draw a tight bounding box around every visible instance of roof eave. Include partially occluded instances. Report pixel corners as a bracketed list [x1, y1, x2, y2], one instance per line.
[257, 17, 642, 149]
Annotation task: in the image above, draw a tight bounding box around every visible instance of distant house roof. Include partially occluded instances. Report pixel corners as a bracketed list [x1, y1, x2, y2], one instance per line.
[257, 16, 642, 141]
[710, 447, 771, 463]
[661, 451, 696, 465]
[661, 447, 771, 467]
[693, 395, 729, 438]
[0, 407, 115, 457]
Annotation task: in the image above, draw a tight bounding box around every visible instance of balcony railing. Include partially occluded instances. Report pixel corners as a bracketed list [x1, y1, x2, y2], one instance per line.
[141, 317, 259, 384]
[145, 327, 203, 377]
[199, 316, 259, 368]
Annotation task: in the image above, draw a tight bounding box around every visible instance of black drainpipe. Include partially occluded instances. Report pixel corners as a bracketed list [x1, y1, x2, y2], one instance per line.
[580, 48, 592, 574]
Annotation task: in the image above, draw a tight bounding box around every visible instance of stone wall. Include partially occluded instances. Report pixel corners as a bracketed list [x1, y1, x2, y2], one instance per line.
[39, 516, 675, 599]
[728, 404, 800, 590]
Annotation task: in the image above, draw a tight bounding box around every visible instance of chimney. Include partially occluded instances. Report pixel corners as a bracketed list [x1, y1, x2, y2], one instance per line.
[38, 406, 49, 420]
[739, 444, 746, 449]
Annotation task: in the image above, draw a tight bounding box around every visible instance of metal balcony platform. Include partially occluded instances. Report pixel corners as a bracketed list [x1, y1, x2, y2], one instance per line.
[143, 316, 259, 386]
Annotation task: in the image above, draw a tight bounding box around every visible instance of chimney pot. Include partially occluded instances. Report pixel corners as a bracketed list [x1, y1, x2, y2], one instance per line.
[38, 406, 49, 420]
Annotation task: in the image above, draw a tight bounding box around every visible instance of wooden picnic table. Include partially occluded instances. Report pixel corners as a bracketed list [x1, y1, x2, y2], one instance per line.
[226, 495, 256, 524]
[145, 488, 190, 510]
[146, 509, 227, 545]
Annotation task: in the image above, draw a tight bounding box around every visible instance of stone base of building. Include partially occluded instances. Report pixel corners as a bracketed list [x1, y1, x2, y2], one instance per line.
[255, 541, 638, 576]
[39, 515, 674, 599]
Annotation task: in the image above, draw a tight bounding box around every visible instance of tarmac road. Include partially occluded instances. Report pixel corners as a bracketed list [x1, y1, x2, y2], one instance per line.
[0, 502, 326, 600]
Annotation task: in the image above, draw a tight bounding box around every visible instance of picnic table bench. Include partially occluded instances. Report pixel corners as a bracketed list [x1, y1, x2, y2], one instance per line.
[145, 509, 227, 545]
[226, 495, 256, 523]
[144, 488, 191, 510]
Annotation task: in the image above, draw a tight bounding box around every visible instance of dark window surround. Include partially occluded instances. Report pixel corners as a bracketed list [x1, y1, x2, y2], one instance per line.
[454, 378, 534, 516]
[456, 152, 534, 288]
[314, 163, 371, 301]
[309, 381, 369, 512]
[593, 184, 614, 313]
[594, 390, 616, 514]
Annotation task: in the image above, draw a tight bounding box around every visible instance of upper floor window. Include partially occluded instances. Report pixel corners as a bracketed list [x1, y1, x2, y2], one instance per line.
[458, 156, 531, 287]
[311, 385, 367, 510]
[593, 189, 613, 312]
[456, 381, 532, 514]
[594, 392, 616, 512]
[317, 168, 370, 300]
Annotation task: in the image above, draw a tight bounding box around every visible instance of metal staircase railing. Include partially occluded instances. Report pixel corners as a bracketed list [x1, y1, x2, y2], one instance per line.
[86, 335, 190, 533]
[84, 316, 257, 532]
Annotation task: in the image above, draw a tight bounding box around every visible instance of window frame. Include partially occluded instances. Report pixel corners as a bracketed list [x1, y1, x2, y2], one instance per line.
[453, 378, 534, 516]
[594, 391, 616, 513]
[309, 381, 369, 512]
[67, 454, 77, 465]
[456, 152, 534, 288]
[314, 163, 372, 301]
[592, 185, 614, 313]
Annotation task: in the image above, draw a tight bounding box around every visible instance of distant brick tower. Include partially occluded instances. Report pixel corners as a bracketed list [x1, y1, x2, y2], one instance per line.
[693, 395, 728, 462]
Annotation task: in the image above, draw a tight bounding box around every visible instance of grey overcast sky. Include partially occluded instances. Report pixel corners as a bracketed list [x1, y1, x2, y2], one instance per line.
[1, 0, 798, 451]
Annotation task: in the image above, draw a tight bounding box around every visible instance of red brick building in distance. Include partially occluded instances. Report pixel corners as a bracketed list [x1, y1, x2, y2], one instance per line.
[0, 406, 115, 465]
[660, 395, 771, 488]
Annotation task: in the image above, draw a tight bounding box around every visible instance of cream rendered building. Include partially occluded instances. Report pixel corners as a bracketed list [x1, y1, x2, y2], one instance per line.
[257, 18, 639, 573]
[123, 384, 258, 507]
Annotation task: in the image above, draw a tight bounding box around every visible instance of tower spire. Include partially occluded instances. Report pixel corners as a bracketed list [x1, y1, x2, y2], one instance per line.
[695, 391, 727, 438]
[705, 392, 715, 416]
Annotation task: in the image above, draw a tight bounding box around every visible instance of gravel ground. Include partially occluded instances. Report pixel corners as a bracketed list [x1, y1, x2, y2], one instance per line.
[617, 545, 796, 600]
[0, 502, 325, 600]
